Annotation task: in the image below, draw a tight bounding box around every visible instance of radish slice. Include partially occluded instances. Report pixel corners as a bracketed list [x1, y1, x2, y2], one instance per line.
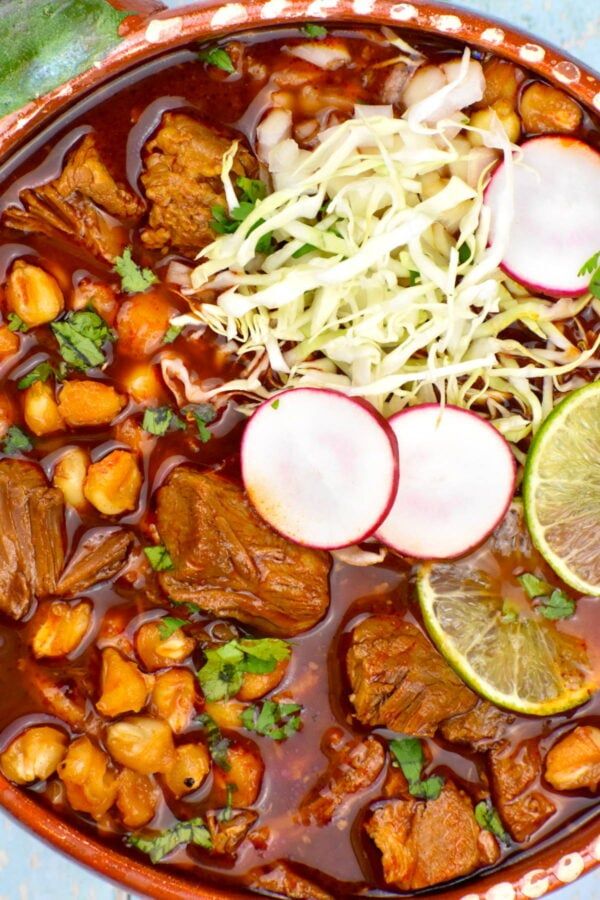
[376, 405, 516, 559]
[485, 136, 600, 296]
[241, 388, 399, 549]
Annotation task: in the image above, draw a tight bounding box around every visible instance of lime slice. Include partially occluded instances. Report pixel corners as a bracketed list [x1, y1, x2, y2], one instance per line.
[417, 504, 597, 715]
[524, 381, 600, 595]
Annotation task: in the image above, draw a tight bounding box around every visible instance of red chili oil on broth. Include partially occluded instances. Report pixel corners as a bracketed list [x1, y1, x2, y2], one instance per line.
[0, 25, 599, 900]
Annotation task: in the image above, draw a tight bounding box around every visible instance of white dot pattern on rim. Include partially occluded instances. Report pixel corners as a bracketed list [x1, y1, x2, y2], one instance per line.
[211, 2, 248, 26]
[481, 27, 505, 44]
[554, 60, 581, 84]
[521, 870, 551, 899]
[432, 13, 462, 32]
[260, 0, 289, 18]
[520, 42, 546, 62]
[145, 16, 183, 43]
[555, 853, 586, 883]
[390, 3, 418, 20]
[486, 884, 516, 900]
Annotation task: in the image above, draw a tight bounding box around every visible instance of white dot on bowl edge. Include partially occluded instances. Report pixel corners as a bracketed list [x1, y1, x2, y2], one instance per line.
[260, 0, 289, 18]
[211, 3, 248, 27]
[555, 853, 585, 883]
[353, 0, 376, 12]
[553, 60, 580, 84]
[590, 836, 600, 861]
[307, 0, 340, 17]
[390, 3, 418, 21]
[460, 895, 481, 900]
[485, 885, 516, 900]
[593, 92, 600, 112]
[520, 43, 546, 63]
[432, 13, 462, 32]
[481, 27, 505, 45]
[520, 870, 550, 899]
[145, 16, 183, 43]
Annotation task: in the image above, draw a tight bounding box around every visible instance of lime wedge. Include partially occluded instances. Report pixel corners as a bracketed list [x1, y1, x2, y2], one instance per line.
[524, 381, 600, 595]
[417, 504, 597, 715]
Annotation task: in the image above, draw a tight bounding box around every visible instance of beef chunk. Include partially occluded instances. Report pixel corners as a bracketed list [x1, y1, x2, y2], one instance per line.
[3, 135, 144, 262]
[299, 735, 385, 826]
[247, 862, 334, 900]
[489, 739, 556, 842]
[206, 809, 258, 855]
[56, 528, 134, 596]
[365, 781, 500, 890]
[440, 700, 514, 750]
[0, 460, 65, 620]
[156, 467, 330, 636]
[545, 726, 600, 792]
[346, 615, 476, 736]
[18, 658, 100, 735]
[140, 113, 258, 256]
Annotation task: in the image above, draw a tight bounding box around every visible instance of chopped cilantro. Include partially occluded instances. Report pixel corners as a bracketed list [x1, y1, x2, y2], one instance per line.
[236, 177, 267, 203]
[113, 247, 158, 294]
[241, 700, 302, 741]
[501, 601, 519, 624]
[389, 738, 444, 801]
[183, 403, 216, 444]
[127, 817, 211, 863]
[198, 46, 235, 74]
[271, 399, 280, 410]
[217, 783, 236, 822]
[292, 243, 316, 259]
[475, 800, 509, 844]
[408, 775, 445, 800]
[17, 361, 53, 390]
[51, 309, 114, 371]
[539, 590, 576, 620]
[197, 638, 291, 702]
[157, 617, 188, 641]
[210, 178, 271, 253]
[144, 545, 174, 572]
[2, 425, 32, 455]
[142, 406, 184, 437]
[519, 572, 553, 599]
[301, 24, 328, 38]
[7, 313, 28, 333]
[519, 572, 575, 620]
[578, 250, 600, 300]
[408, 270, 421, 286]
[196, 713, 231, 771]
[458, 242, 472, 264]
[163, 323, 183, 345]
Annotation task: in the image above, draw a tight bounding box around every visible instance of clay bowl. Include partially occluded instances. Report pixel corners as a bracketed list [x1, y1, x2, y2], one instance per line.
[0, 2, 599, 899]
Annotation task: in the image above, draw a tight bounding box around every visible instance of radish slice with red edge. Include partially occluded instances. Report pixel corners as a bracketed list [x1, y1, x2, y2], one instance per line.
[376, 404, 516, 559]
[485, 136, 600, 297]
[241, 388, 399, 550]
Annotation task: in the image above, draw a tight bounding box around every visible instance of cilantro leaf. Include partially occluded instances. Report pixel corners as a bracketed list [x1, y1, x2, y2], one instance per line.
[157, 617, 188, 641]
[519, 572, 553, 599]
[217, 783, 236, 822]
[144, 545, 174, 572]
[7, 313, 28, 333]
[17, 361, 54, 390]
[0, 0, 131, 118]
[539, 589, 575, 620]
[519, 573, 575, 620]
[578, 250, 600, 299]
[210, 204, 239, 235]
[127, 817, 211, 863]
[301, 24, 328, 38]
[163, 324, 183, 345]
[236, 177, 267, 203]
[183, 403, 216, 444]
[475, 800, 509, 844]
[389, 737, 424, 784]
[196, 713, 231, 771]
[389, 738, 445, 800]
[408, 775, 444, 800]
[458, 242, 472, 264]
[197, 638, 291, 702]
[113, 247, 158, 294]
[2, 425, 32, 455]
[51, 309, 114, 371]
[198, 46, 235, 74]
[209, 180, 271, 254]
[408, 270, 421, 286]
[142, 406, 184, 437]
[241, 700, 302, 741]
[501, 601, 519, 624]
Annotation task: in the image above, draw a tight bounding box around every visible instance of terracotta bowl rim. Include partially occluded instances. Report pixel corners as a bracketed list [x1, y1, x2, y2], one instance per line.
[0, 2, 599, 899]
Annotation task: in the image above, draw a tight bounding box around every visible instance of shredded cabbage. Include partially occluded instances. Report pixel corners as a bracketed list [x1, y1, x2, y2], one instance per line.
[181, 62, 600, 449]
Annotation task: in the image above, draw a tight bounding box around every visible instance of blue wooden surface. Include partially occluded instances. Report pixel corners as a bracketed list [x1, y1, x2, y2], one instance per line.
[0, 1, 598, 898]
